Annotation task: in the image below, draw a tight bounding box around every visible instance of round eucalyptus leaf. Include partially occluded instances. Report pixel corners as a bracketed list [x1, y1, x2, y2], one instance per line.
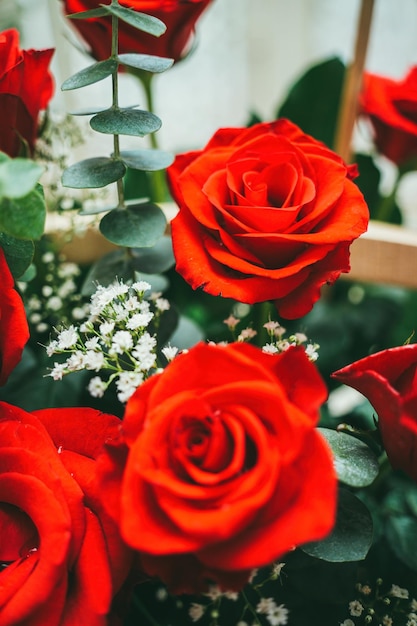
[386, 515, 417, 572]
[70, 104, 138, 116]
[99, 203, 166, 248]
[62, 59, 117, 91]
[90, 109, 161, 137]
[0, 233, 34, 278]
[0, 159, 44, 199]
[81, 250, 130, 296]
[62, 158, 126, 189]
[319, 428, 379, 487]
[131, 236, 175, 273]
[302, 489, 373, 563]
[67, 7, 109, 18]
[0, 187, 45, 240]
[120, 149, 174, 171]
[106, 5, 166, 36]
[118, 53, 173, 73]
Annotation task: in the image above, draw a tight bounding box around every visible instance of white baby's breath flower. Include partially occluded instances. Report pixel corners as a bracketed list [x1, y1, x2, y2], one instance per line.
[87, 376, 107, 398]
[126, 311, 154, 330]
[266, 604, 289, 626]
[237, 327, 257, 342]
[85, 337, 100, 350]
[66, 351, 86, 371]
[72, 306, 87, 320]
[42, 285, 53, 297]
[256, 598, 276, 615]
[131, 280, 151, 293]
[84, 350, 105, 371]
[223, 314, 240, 330]
[155, 297, 170, 311]
[57, 325, 79, 349]
[124, 295, 140, 311]
[262, 343, 279, 354]
[349, 600, 364, 617]
[116, 370, 143, 402]
[99, 321, 115, 336]
[390, 584, 409, 599]
[188, 603, 204, 622]
[49, 362, 67, 381]
[305, 343, 319, 361]
[111, 330, 133, 355]
[47, 296, 63, 311]
[161, 345, 178, 362]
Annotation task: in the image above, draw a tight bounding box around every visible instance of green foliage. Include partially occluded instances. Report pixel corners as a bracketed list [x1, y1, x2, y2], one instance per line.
[90, 108, 162, 136]
[277, 57, 346, 148]
[386, 515, 417, 571]
[118, 53, 173, 73]
[61, 59, 118, 90]
[62, 157, 126, 188]
[319, 428, 380, 487]
[105, 5, 166, 36]
[0, 156, 44, 198]
[0, 233, 34, 278]
[99, 203, 167, 247]
[0, 184, 45, 241]
[303, 489, 373, 562]
[120, 149, 174, 171]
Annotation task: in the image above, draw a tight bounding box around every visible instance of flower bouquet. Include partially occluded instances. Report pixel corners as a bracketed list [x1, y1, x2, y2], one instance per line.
[0, 2, 417, 626]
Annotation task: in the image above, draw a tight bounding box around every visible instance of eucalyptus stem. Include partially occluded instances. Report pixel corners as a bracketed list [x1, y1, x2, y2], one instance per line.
[111, 2, 125, 209]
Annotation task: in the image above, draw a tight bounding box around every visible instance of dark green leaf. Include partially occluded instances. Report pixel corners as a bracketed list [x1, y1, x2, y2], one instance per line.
[0, 233, 34, 278]
[118, 53, 173, 73]
[62, 157, 126, 188]
[105, 5, 166, 36]
[81, 250, 130, 296]
[90, 108, 161, 136]
[131, 236, 175, 273]
[99, 203, 166, 247]
[277, 57, 346, 149]
[61, 59, 117, 91]
[168, 315, 204, 350]
[67, 7, 110, 18]
[18, 262, 36, 282]
[133, 271, 169, 293]
[386, 515, 417, 571]
[0, 159, 44, 199]
[70, 104, 138, 116]
[0, 187, 45, 240]
[120, 149, 173, 171]
[319, 428, 379, 487]
[303, 489, 373, 562]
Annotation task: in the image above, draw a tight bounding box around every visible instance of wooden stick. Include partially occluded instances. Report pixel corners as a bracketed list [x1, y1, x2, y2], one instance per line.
[334, 0, 375, 162]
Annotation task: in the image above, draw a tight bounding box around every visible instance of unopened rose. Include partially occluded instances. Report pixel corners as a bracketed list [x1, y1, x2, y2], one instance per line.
[167, 119, 369, 319]
[61, 0, 213, 62]
[0, 247, 29, 386]
[0, 29, 54, 156]
[0, 403, 132, 626]
[97, 342, 337, 594]
[360, 67, 417, 166]
[333, 344, 417, 482]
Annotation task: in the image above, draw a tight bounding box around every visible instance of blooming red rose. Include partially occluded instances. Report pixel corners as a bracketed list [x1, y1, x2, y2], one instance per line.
[332, 343, 417, 482]
[0, 247, 29, 386]
[360, 67, 417, 166]
[97, 342, 337, 594]
[167, 119, 369, 319]
[0, 29, 54, 157]
[0, 403, 133, 625]
[61, 0, 212, 62]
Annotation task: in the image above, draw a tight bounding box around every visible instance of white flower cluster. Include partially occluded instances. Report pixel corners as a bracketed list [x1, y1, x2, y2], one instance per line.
[223, 314, 320, 362]
[46, 279, 172, 403]
[256, 598, 289, 626]
[19, 250, 87, 334]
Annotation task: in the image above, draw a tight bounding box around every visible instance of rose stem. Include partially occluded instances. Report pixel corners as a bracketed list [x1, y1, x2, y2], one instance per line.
[334, 0, 375, 163]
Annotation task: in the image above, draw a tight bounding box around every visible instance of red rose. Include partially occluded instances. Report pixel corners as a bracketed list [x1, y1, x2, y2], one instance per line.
[61, 0, 213, 62]
[360, 67, 417, 166]
[167, 119, 369, 319]
[0, 403, 132, 625]
[0, 247, 29, 386]
[0, 29, 54, 157]
[97, 342, 337, 594]
[332, 344, 417, 482]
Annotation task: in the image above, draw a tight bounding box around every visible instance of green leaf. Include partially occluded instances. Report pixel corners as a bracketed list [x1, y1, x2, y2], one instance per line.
[81, 250, 130, 296]
[62, 157, 126, 188]
[319, 428, 379, 487]
[90, 108, 161, 136]
[303, 489, 373, 562]
[131, 236, 175, 273]
[0, 159, 44, 199]
[70, 104, 138, 116]
[118, 53, 173, 73]
[18, 262, 36, 282]
[105, 5, 166, 36]
[99, 203, 166, 247]
[277, 57, 346, 149]
[0, 233, 34, 278]
[120, 149, 174, 171]
[61, 59, 117, 91]
[0, 186, 46, 240]
[386, 515, 417, 571]
[133, 271, 169, 294]
[67, 7, 110, 18]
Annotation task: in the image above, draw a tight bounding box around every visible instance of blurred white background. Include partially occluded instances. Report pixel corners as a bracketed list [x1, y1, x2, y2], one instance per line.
[7, 0, 417, 154]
